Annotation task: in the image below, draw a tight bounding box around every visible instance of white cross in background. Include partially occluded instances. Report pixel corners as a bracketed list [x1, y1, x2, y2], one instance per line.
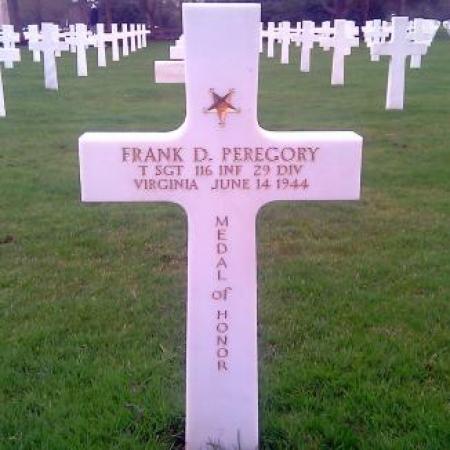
[0, 46, 20, 117]
[143, 24, 151, 47]
[443, 20, 450, 35]
[95, 24, 108, 67]
[74, 23, 91, 77]
[372, 16, 428, 110]
[266, 21, 277, 58]
[318, 20, 333, 51]
[362, 19, 390, 62]
[129, 24, 137, 52]
[136, 24, 143, 50]
[293, 20, 320, 72]
[109, 24, 121, 62]
[24, 25, 41, 63]
[121, 23, 130, 56]
[67, 24, 77, 53]
[328, 19, 359, 86]
[278, 21, 292, 64]
[0, 25, 21, 69]
[409, 18, 435, 69]
[292, 21, 302, 47]
[29, 23, 69, 90]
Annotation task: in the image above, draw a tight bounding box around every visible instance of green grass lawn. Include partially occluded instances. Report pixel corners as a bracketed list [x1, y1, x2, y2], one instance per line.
[1, 39, 449, 449]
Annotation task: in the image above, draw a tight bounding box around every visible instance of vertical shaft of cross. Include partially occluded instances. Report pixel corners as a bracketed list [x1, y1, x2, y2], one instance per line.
[183, 4, 260, 134]
[111, 24, 120, 61]
[42, 23, 59, 90]
[76, 23, 88, 77]
[186, 205, 259, 449]
[122, 24, 129, 56]
[97, 24, 107, 67]
[332, 49, 345, 85]
[386, 56, 406, 110]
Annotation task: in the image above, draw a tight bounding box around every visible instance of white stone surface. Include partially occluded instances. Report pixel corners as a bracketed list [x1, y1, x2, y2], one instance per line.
[79, 4, 362, 449]
[170, 35, 185, 60]
[154, 60, 185, 83]
[372, 16, 428, 110]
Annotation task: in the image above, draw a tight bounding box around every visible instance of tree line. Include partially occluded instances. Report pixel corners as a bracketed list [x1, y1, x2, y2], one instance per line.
[3, 0, 449, 35]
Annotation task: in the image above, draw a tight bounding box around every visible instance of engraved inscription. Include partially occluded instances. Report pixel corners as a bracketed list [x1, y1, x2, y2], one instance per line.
[120, 145, 319, 193]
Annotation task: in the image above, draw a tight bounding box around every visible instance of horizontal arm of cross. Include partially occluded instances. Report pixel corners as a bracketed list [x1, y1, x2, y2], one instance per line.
[79, 128, 362, 210]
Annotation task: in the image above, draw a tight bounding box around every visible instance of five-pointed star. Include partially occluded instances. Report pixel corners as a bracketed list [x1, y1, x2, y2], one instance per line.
[204, 89, 241, 126]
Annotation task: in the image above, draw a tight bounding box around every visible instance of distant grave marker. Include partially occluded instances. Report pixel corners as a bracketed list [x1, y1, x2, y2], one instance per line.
[74, 23, 90, 77]
[327, 19, 359, 86]
[0, 46, 20, 117]
[121, 24, 129, 56]
[372, 16, 427, 110]
[293, 20, 319, 72]
[278, 21, 292, 64]
[29, 23, 68, 90]
[95, 23, 107, 67]
[24, 25, 41, 62]
[0, 25, 20, 69]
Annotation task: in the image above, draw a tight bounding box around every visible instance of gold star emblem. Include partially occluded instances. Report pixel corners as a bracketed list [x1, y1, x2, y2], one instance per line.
[203, 88, 241, 127]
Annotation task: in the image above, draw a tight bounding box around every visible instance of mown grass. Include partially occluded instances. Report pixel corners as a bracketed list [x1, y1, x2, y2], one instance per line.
[1, 39, 449, 449]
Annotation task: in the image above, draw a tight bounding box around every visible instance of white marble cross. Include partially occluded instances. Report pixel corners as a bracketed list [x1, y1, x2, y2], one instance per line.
[443, 20, 450, 35]
[121, 24, 130, 56]
[266, 22, 277, 58]
[109, 24, 121, 62]
[0, 46, 20, 117]
[328, 19, 359, 86]
[129, 24, 137, 52]
[79, 4, 362, 449]
[136, 24, 143, 50]
[362, 19, 390, 62]
[278, 21, 292, 64]
[24, 24, 41, 62]
[318, 20, 333, 51]
[0, 25, 20, 69]
[292, 22, 302, 47]
[409, 18, 434, 69]
[142, 24, 150, 47]
[95, 23, 108, 67]
[170, 35, 185, 60]
[155, 60, 185, 84]
[29, 23, 68, 90]
[294, 20, 319, 72]
[74, 23, 91, 77]
[372, 16, 427, 110]
[68, 24, 77, 53]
